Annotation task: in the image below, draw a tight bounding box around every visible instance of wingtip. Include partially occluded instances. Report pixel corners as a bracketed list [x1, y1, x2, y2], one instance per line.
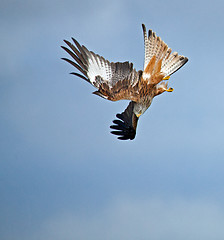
[61, 46, 67, 51]
[63, 39, 70, 45]
[71, 37, 78, 44]
[110, 117, 137, 140]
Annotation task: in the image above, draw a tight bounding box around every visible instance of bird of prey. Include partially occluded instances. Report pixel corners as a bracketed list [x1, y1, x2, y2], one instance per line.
[61, 24, 188, 140]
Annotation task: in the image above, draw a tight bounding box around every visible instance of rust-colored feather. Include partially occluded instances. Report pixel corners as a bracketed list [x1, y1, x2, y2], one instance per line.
[144, 55, 156, 76]
[154, 58, 162, 74]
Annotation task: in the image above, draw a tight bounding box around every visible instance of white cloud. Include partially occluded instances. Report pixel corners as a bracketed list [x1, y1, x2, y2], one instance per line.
[37, 197, 224, 240]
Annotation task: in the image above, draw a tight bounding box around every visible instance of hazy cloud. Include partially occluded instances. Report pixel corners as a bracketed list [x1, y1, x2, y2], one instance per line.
[37, 197, 224, 240]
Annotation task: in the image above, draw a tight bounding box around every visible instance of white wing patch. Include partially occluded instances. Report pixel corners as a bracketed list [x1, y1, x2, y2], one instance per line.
[83, 50, 111, 85]
[62, 38, 140, 91]
[80, 46, 139, 89]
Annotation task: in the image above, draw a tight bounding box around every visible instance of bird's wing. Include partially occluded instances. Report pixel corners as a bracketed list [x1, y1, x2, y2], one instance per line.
[61, 38, 142, 102]
[142, 24, 188, 80]
[110, 101, 139, 140]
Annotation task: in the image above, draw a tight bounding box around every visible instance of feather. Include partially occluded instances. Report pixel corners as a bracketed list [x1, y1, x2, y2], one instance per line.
[70, 72, 89, 82]
[142, 25, 188, 80]
[61, 58, 87, 77]
[110, 101, 139, 140]
[61, 38, 142, 102]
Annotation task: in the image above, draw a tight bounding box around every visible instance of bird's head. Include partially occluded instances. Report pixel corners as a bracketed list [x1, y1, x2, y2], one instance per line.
[133, 102, 149, 118]
[133, 100, 153, 118]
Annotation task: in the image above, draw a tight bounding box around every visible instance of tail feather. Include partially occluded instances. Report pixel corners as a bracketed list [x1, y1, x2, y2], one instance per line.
[142, 24, 188, 77]
[162, 54, 188, 76]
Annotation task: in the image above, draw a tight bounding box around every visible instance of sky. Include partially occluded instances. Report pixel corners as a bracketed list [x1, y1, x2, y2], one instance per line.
[1, 0, 224, 239]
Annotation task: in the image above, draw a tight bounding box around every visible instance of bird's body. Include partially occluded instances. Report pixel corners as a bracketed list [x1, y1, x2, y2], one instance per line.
[61, 24, 188, 140]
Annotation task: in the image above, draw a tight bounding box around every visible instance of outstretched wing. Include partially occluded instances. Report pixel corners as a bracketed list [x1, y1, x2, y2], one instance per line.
[110, 101, 139, 140]
[61, 39, 142, 102]
[142, 24, 188, 79]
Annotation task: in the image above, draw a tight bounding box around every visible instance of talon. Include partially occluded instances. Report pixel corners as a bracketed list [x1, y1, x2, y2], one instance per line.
[163, 76, 170, 80]
[166, 87, 174, 92]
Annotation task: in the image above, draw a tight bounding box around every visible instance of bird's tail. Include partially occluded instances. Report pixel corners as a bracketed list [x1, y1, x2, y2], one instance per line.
[142, 24, 188, 78]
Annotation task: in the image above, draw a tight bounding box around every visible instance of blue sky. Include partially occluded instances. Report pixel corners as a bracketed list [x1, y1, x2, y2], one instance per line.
[1, 0, 224, 239]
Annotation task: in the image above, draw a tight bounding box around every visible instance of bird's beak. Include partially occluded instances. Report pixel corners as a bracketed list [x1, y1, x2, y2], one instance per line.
[165, 87, 174, 92]
[136, 113, 141, 118]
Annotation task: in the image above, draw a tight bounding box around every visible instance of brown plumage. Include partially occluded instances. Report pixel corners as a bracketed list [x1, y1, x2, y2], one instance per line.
[61, 24, 188, 140]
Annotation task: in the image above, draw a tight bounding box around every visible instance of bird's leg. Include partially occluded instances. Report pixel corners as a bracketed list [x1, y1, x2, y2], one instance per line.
[163, 76, 170, 80]
[165, 87, 173, 92]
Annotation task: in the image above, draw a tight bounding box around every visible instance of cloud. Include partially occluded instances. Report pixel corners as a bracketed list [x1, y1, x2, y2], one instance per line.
[35, 196, 224, 240]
